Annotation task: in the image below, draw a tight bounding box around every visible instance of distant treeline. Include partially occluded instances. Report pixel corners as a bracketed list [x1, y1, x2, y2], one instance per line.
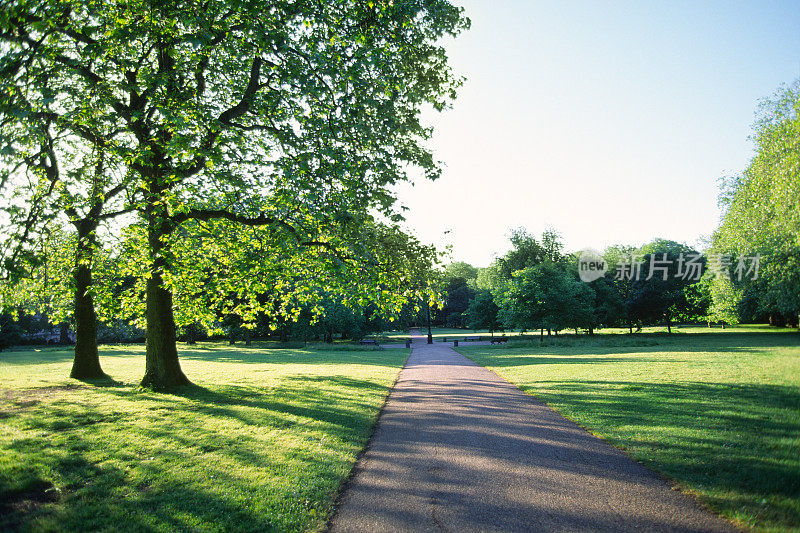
[430, 228, 798, 337]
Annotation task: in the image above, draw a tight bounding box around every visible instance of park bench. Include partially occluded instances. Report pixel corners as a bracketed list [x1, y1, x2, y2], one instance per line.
[360, 339, 379, 347]
[490, 337, 508, 344]
[464, 336, 481, 342]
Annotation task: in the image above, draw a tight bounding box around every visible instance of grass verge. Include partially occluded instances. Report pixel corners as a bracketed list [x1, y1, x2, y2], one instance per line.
[458, 329, 800, 532]
[0, 343, 408, 532]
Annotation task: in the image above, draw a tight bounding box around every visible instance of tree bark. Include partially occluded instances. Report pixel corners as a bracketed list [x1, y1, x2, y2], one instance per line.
[70, 221, 106, 380]
[140, 208, 190, 390]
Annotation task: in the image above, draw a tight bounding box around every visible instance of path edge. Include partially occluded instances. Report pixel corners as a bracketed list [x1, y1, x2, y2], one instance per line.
[321, 345, 414, 532]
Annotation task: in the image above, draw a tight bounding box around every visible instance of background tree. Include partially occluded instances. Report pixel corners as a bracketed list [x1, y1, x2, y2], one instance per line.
[585, 276, 625, 335]
[436, 276, 474, 327]
[603, 244, 639, 332]
[443, 261, 479, 286]
[626, 239, 703, 334]
[497, 228, 548, 278]
[464, 289, 501, 334]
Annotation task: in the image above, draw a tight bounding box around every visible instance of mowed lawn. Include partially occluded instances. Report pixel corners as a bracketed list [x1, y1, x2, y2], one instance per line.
[0, 343, 409, 532]
[459, 329, 800, 532]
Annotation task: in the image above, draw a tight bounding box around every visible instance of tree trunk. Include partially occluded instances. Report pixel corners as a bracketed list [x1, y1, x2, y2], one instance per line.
[244, 328, 251, 346]
[540, 328, 544, 342]
[70, 221, 105, 380]
[140, 210, 190, 390]
[588, 326, 594, 335]
[665, 314, 672, 335]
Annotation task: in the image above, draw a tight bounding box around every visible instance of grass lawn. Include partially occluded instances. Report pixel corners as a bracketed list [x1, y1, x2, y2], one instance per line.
[0, 342, 409, 532]
[458, 327, 800, 532]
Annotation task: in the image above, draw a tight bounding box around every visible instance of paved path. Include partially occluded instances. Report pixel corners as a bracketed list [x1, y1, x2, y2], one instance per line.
[329, 331, 737, 532]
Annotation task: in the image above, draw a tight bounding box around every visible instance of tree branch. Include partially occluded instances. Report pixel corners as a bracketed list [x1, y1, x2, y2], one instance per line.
[218, 56, 262, 125]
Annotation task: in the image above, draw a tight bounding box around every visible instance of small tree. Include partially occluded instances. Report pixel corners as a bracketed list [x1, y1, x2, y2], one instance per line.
[499, 262, 593, 335]
[464, 289, 501, 335]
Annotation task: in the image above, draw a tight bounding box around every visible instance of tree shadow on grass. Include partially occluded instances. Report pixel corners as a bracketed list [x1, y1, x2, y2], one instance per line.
[178, 346, 407, 366]
[140, 376, 391, 434]
[1, 449, 278, 532]
[461, 332, 800, 366]
[525, 379, 800, 528]
[73, 376, 126, 388]
[1, 374, 393, 531]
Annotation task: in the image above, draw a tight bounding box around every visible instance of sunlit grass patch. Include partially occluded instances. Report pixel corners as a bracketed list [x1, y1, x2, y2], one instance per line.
[459, 330, 800, 532]
[0, 344, 408, 532]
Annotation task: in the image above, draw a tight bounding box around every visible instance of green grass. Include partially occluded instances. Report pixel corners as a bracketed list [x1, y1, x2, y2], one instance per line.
[0, 343, 409, 532]
[458, 327, 800, 532]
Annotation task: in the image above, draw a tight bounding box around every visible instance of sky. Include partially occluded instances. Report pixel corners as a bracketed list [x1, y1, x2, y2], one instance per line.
[392, 0, 800, 268]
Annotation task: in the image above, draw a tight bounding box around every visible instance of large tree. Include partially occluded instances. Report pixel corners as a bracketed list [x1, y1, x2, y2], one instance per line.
[711, 80, 800, 327]
[1, 0, 468, 389]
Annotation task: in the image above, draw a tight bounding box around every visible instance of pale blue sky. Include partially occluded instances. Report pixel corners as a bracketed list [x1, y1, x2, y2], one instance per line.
[393, 1, 800, 267]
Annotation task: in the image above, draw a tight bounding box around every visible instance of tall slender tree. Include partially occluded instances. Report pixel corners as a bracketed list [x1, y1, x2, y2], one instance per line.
[0, 94, 134, 378]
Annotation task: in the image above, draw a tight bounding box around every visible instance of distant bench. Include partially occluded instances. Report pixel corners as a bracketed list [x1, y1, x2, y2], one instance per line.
[464, 336, 481, 342]
[490, 337, 508, 345]
[360, 340, 379, 347]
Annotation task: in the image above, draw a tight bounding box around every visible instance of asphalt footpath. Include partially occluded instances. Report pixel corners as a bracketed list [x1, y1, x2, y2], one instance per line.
[328, 331, 738, 532]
